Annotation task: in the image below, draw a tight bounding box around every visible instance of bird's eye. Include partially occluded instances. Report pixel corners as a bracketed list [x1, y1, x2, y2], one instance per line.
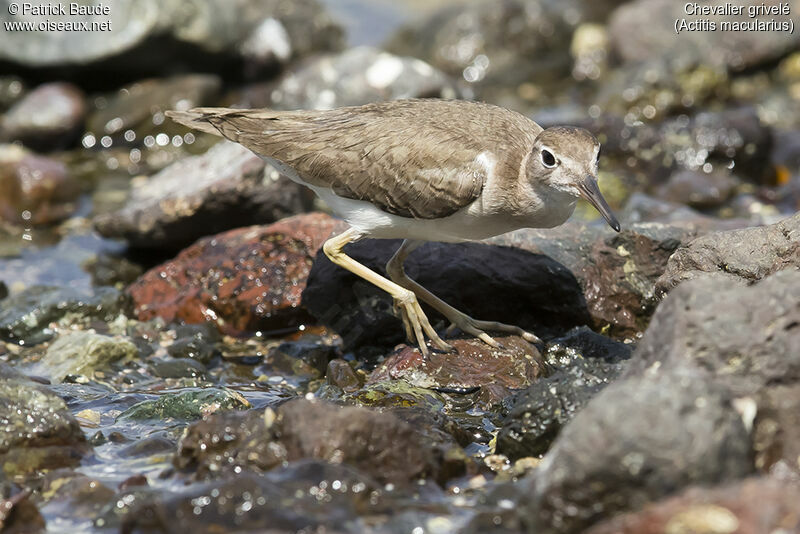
[541, 149, 557, 168]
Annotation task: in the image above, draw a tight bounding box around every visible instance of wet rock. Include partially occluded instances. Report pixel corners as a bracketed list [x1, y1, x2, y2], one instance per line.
[497, 327, 632, 459]
[609, 0, 800, 71]
[368, 335, 546, 407]
[0, 0, 343, 75]
[94, 141, 307, 250]
[386, 0, 576, 102]
[303, 240, 590, 353]
[118, 388, 250, 421]
[0, 285, 129, 345]
[656, 212, 800, 293]
[586, 477, 800, 534]
[0, 363, 89, 476]
[0, 485, 44, 534]
[258, 340, 337, 382]
[325, 359, 362, 393]
[655, 169, 738, 209]
[175, 398, 461, 485]
[635, 271, 800, 395]
[115, 462, 383, 533]
[0, 144, 80, 225]
[128, 213, 346, 335]
[150, 358, 207, 380]
[523, 372, 753, 533]
[83, 253, 144, 288]
[492, 222, 691, 340]
[265, 46, 460, 110]
[167, 324, 220, 365]
[38, 471, 116, 524]
[39, 331, 138, 382]
[0, 82, 86, 151]
[619, 192, 752, 230]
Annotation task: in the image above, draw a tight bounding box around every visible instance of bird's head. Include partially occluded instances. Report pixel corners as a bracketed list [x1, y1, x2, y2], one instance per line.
[529, 126, 620, 232]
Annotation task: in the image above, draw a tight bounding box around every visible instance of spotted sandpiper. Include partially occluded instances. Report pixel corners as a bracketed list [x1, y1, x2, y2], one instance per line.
[167, 99, 620, 356]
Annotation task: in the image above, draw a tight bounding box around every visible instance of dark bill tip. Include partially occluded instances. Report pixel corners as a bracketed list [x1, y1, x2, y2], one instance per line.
[579, 175, 621, 232]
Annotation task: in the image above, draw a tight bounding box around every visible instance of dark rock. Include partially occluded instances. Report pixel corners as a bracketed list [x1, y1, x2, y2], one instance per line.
[325, 359, 363, 393]
[492, 222, 691, 340]
[0, 144, 80, 225]
[115, 462, 383, 533]
[0, 363, 89, 476]
[0, 0, 343, 77]
[167, 325, 219, 365]
[386, 0, 576, 102]
[94, 141, 307, 250]
[586, 477, 800, 534]
[127, 213, 347, 335]
[638, 271, 800, 395]
[118, 388, 250, 421]
[302, 240, 590, 352]
[0, 485, 44, 534]
[523, 372, 753, 533]
[175, 398, 462, 485]
[38, 471, 116, 523]
[655, 169, 738, 209]
[0, 82, 86, 151]
[619, 192, 755, 231]
[753, 385, 800, 474]
[150, 358, 207, 380]
[0, 285, 129, 345]
[609, 0, 800, 71]
[497, 327, 631, 459]
[83, 254, 144, 288]
[258, 341, 337, 381]
[656, 212, 800, 293]
[263, 46, 460, 110]
[368, 335, 547, 407]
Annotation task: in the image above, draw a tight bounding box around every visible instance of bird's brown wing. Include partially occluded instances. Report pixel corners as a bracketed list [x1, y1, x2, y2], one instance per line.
[167, 100, 536, 219]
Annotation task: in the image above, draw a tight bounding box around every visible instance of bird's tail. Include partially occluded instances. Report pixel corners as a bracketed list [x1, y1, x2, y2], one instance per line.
[165, 108, 242, 137]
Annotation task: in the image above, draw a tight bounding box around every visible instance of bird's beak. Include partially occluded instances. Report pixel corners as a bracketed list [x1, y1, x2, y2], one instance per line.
[578, 175, 620, 232]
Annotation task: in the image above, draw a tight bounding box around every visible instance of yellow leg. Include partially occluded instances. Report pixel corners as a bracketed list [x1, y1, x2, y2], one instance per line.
[322, 229, 453, 356]
[386, 240, 542, 347]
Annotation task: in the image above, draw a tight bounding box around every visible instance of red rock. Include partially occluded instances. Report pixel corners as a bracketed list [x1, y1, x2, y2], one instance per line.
[127, 213, 347, 335]
[368, 335, 546, 406]
[586, 477, 800, 534]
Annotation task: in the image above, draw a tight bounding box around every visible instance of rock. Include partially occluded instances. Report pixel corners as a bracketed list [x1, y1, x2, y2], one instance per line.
[118, 388, 250, 421]
[523, 372, 753, 533]
[265, 46, 460, 110]
[368, 335, 546, 407]
[325, 359, 362, 393]
[753, 385, 800, 474]
[0, 0, 343, 74]
[0, 144, 81, 225]
[39, 331, 138, 382]
[258, 340, 337, 383]
[0, 82, 86, 151]
[150, 358, 208, 380]
[492, 222, 691, 340]
[94, 141, 307, 250]
[0, 363, 89, 476]
[127, 213, 347, 335]
[618, 192, 754, 231]
[655, 169, 738, 209]
[656, 212, 800, 293]
[497, 327, 632, 459]
[302, 240, 590, 353]
[114, 463, 383, 533]
[175, 398, 461, 486]
[586, 477, 800, 534]
[386, 0, 576, 101]
[0, 285, 129, 345]
[609, 0, 800, 71]
[634, 271, 800, 396]
[166, 324, 220, 365]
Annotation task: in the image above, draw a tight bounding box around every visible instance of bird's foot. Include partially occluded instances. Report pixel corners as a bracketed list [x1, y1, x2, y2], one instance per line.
[393, 290, 453, 357]
[445, 313, 541, 348]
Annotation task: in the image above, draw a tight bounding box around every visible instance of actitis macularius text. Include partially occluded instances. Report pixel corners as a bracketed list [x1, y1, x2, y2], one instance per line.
[167, 99, 620, 356]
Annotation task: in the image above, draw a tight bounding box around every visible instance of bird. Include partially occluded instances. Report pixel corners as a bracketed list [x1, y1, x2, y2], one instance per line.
[166, 99, 620, 357]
